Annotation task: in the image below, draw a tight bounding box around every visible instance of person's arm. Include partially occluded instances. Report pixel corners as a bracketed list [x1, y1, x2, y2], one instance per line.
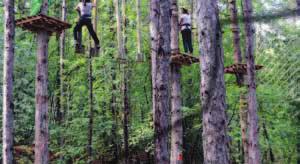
[179, 16, 183, 26]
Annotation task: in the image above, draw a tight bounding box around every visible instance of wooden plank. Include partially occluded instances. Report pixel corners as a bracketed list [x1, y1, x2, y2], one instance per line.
[15, 14, 71, 33]
[16, 16, 42, 25]
[170, 53, 199, 66]
[39, 14, 71, 26]
[224, 64, 263, 74]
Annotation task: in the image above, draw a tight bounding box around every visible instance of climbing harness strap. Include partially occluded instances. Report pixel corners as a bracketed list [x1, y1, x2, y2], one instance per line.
[182, 23, 191, 29]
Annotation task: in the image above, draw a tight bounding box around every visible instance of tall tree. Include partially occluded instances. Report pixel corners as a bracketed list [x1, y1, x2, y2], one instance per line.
[242, 0, 261, 163]
[121, 0, 130, 163]
[170, 0, 183, 163]
[196, 0, 230, 163]
[87, 0, 98, 163]
[150, 0, 171, 163]
[229, 0, 243, 64]
[2, 0, 15, 163]
[87, 38, 94, 164]
[228, 0, 248, 162]
[34, 1, 50, 163]
[115, 0, 125, 60]
[59, 0, 67, 161]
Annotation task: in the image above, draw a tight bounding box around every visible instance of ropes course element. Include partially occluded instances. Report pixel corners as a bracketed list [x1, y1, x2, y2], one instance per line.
[255, 35, 300, 104]
[171, 53, 199, 66]
[224, 64, 263, 75]
[221, 8, 300, 25]
[15, 14, 71, 34]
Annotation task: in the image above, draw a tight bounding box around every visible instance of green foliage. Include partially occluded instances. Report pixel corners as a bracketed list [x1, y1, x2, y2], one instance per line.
[30, 0, 43, 15]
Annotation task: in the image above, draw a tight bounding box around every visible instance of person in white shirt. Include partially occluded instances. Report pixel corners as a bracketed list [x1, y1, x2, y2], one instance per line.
[179, 8, 193, 54]
[73, 0, 100, 52]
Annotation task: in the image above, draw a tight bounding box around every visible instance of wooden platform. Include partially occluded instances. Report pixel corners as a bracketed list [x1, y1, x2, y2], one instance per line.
[171, 53, 199, 66]
[16, 14, 71, 33]
[224, 64, 263, 74]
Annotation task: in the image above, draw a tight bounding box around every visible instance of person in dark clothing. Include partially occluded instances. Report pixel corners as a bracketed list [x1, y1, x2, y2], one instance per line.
[73, 0, 100, 52]
[179, 8, 193, 54]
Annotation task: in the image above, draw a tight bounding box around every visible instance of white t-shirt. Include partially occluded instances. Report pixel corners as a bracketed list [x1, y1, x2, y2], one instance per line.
[180, 14, 192, 31]
[76, 2, 93, 16]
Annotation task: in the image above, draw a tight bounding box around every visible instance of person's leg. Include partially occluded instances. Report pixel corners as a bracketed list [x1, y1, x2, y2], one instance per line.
[73, 19, 83, 46]
[77, 26, 82, 46]
[187, 29, 193, 53]
[85, 19, 100, 47]
[73, 22, 80, 43]
[181, 30, 189, 53]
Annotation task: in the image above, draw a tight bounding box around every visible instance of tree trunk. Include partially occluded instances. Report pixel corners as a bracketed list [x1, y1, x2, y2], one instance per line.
[242, 0, 261, 163]
[59, 0, 67, 161]
[2, 0, 15, 163]
[34, 1, 49, 164]
[87, 1, 98, 163]
[122, 67, 130, 164]
[239, 93, 249, 163]
[196, 0, 230, 163]
[228, 0, 244, 85]
[87, 46, 94, 164]
[229, 0, 243, 64]
[228, 0, 249, 162]
[136, 0, 144, 62]
[35, 30, 50, 164]
[170, 0, 183, 164]
[170, 65, 183, 164]
[115, 0, 125, 60]
[121, 0, 130, 163]
[150, 0, 171, 163]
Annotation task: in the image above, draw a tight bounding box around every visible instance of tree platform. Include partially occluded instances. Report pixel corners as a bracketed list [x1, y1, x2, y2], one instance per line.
[15, 14, 71, 33]
[171, 53, 199, 66]
[224, 63, 263, 74]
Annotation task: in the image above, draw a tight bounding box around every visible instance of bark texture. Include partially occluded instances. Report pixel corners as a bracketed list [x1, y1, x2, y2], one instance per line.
[170, 65, 183, 164]
[34, 1, 49, 164]
[2, 0, 15, 163]
[228, 0, 249, 162]
[196, 0, 230, 163]
[87, 1, 98, 163]
[170, 0, 183, 163]
[122, 67, 130, 164]
[229, 0, 242, 64]
[35, 30, 50, 164]
[242, 0, 261, 163]
[115, 0, 125, 60]
[239, 93, 249, 163]
[228, 0, 244, 85]
[87, 52, 93, 164]
[150, 0, 171, 163]
[59, 0, 67, 161]
[121, 0, 130, 163]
